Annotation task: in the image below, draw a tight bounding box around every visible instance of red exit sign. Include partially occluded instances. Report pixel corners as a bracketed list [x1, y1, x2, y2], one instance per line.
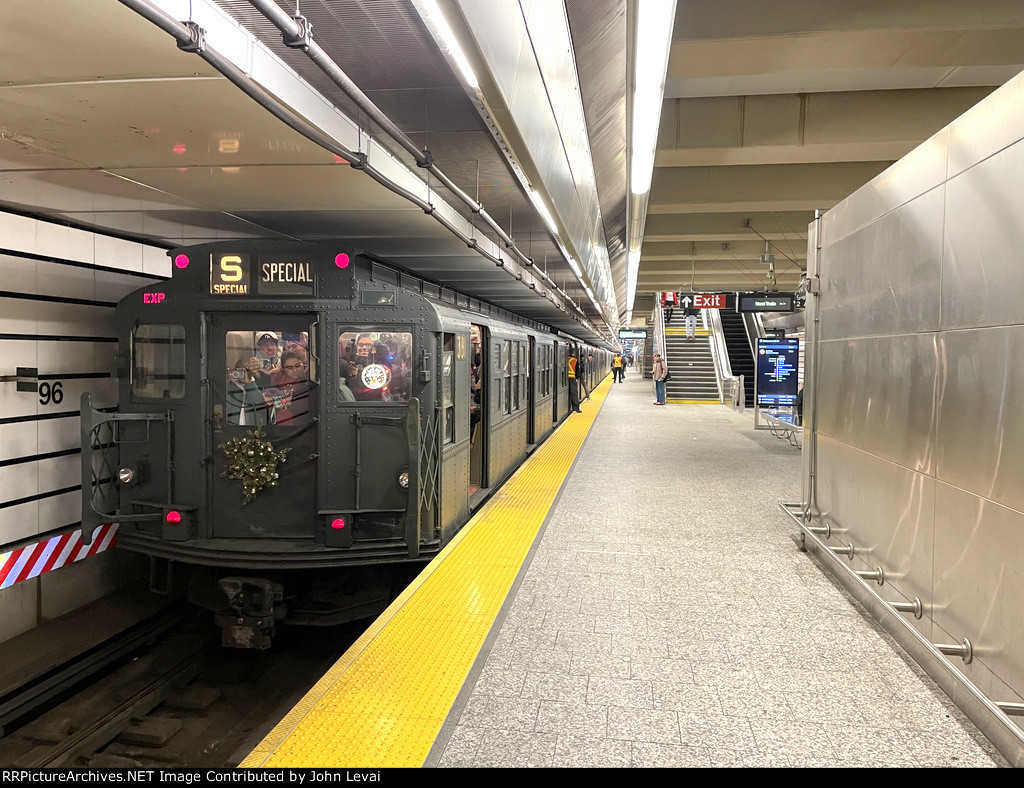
[681, 293, 729, 309]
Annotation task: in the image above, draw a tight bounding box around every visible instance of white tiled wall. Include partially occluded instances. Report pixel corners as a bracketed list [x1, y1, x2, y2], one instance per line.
[0, 211, 168, 641]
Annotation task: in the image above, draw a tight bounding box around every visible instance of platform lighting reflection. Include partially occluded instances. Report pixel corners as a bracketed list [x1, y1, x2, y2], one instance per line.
[172, 143, 187, 155]
[419, 0, 479, 89]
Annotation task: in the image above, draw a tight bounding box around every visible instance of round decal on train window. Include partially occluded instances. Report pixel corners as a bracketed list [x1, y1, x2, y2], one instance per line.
[361, 363, 391, 390]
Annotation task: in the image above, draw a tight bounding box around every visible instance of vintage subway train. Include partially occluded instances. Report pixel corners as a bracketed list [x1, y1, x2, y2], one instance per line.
[81, 240, 609, 647]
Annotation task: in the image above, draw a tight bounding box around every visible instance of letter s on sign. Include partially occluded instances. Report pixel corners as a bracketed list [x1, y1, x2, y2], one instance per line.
[220, 255, 243, 282]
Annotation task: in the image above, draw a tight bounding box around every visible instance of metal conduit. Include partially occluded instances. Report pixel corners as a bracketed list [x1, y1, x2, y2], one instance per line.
[247, 0, 540, 273]
[117, 0, 594, 334]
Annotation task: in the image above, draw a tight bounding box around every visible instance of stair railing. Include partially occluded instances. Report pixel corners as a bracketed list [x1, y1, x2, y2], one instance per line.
[706, 308, 738, 407]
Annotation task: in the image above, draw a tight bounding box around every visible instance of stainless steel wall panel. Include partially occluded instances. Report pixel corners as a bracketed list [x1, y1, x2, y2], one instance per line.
[818, 187, 944, 341]
[935, 326, 1024, 512]
[942, 142, 1024, 330]
[816, 333, 939, 475]
[947, 70, 1024, 180]
[815, 435, 935, 641]
[932, 482, 1024, 700]
[821, 129, 948, 249]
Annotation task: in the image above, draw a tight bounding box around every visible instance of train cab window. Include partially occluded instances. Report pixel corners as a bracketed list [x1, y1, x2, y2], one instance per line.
[131, 324, 186, 399]
[224, 330, 314, 426]
[338, 330, 412, 402]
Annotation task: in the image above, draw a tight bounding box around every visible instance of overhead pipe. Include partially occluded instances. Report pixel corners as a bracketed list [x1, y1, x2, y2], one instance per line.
[117, 0, 602, 337]
[247, 0, 537, 271]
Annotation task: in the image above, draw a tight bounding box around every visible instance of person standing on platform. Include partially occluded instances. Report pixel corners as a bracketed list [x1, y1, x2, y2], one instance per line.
[568, 350, 583, 413]
[652, 352, 668, 405]
[612, 352, 625, 382]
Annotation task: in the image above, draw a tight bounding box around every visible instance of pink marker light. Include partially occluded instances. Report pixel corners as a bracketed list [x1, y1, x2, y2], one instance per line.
[174, 254, 190, 269]
[335, 253, 350, 269]
[331, 517, 346, 530]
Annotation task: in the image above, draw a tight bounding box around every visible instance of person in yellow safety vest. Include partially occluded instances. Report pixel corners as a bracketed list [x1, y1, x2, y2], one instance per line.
[612, 353, 625, 383]
[567, 352, 582, 413]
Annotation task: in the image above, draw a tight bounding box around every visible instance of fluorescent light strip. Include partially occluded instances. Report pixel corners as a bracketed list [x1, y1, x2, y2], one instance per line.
[630, 0, 675, 196]
[421, 0, 479, 89]
[530, 190, 559, 235]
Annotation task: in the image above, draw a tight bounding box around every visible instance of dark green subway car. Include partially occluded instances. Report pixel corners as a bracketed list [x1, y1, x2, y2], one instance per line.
[82, 240, 606, 647]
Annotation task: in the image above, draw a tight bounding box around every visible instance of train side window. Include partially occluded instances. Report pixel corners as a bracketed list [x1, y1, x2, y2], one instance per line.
[502, 340, 512, 415]
[338, 330, 412, 402]
[131, 324, 186, 399]
[442, 334, 455, 444]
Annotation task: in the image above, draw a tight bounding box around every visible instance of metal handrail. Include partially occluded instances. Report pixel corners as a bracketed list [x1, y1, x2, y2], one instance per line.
[705, 308, 735, 404]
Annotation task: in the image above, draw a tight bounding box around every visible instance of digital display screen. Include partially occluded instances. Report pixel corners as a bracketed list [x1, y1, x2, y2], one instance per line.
[618, 329, 647, 339]
[756, 338, 799, 406]
[738, 293, 794, 312]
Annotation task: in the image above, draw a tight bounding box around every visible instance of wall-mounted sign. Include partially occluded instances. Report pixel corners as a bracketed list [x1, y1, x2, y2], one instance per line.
[681, 293, 732, 310]
[618, 329, 648, 339]
[738, 293, 795, 312]
[755, 337, 800, 406]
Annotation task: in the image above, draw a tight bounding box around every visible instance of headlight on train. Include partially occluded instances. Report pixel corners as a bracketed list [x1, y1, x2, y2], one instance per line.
[117, 466, 137, 486]
[398, 471, 410, 489]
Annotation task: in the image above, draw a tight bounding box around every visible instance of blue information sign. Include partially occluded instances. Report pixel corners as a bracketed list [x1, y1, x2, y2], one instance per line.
[755, 338, 800, 406]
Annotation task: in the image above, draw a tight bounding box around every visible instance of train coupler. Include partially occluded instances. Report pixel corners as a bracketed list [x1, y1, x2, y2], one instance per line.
[215, 577, 284, 650]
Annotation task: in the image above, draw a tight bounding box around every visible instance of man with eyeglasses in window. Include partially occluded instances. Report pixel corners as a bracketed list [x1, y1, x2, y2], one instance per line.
[268, 348, 315, 424]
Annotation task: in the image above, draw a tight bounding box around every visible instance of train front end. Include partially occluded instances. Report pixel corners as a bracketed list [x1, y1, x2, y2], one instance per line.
[81, 241, 439, 648]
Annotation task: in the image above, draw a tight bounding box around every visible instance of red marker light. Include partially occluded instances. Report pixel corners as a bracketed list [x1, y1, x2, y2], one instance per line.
[174, 254, 190, 269]
[331, 517, 346, 530]
[172, 143, 186, 155]
[335, 253, 350, 269]
[166, 511, 182, 524]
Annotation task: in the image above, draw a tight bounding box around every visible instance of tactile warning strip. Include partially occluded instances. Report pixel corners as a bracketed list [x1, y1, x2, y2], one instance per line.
[241, 376, 612, 768]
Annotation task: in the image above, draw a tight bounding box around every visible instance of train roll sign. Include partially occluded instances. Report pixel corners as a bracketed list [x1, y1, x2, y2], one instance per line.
[210, 252, 315, 296]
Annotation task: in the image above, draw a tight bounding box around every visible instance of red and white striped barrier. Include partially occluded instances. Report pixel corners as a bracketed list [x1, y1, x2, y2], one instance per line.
[0, 523, 119, 590]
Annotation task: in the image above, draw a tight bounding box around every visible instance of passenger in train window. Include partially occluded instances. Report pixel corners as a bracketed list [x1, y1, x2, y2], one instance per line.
[470, 386, 482, 434]
[226, 362, 269, 426]
[337, 337, 356, 402]
[267, 348, 315, 425]
[246, 331, 283, 391]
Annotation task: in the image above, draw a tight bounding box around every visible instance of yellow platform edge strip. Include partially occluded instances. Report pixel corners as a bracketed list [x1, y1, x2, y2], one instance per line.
[240, 375, 612, 768]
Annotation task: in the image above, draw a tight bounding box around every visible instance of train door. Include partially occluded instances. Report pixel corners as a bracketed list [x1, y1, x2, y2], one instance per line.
[209, 314, 319, 539]
[469, 324, 487, 499]
[527, 336, 536, 444]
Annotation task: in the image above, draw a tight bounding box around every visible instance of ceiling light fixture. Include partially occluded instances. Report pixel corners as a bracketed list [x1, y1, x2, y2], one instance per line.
[630, 0, 675, 196]
[530, 190, 559, 236]
[419, 0, 479, 89]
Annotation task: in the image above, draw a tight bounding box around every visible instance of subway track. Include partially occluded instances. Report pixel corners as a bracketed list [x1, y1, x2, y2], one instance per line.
[2, 612, 371, 767]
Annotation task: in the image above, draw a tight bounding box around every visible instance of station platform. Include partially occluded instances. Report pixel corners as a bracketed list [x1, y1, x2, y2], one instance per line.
[242, 374, 1007, 768]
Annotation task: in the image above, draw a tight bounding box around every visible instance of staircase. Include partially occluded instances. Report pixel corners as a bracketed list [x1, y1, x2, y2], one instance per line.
[664, 327, 719, 402]
[718, 309, 755, 408]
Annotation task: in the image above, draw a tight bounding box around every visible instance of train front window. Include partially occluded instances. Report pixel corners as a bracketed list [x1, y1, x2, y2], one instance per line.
[224, 329, 314, 426]
[338, 330, 412, 402]
[131, 324, 186, 399]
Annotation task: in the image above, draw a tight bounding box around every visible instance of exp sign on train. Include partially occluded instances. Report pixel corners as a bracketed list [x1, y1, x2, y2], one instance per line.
[210, 252, 315, 296]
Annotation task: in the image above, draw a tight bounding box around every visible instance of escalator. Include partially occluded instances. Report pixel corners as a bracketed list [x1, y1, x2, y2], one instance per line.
[718, 309, 755, 408]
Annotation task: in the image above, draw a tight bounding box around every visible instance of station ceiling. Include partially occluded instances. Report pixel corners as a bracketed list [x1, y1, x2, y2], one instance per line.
[2, 1, 1024, 336]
